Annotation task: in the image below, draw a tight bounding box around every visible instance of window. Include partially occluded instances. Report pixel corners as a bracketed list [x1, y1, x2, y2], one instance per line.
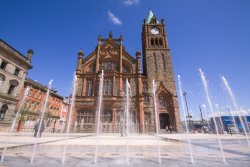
[0, 74, 5, 88]
[8, 84, 16, 95]
[14, 68, 20, 76]
[8, 80, 19, 95]
[103, 78, 112, 95]
[158, 92, 168, 109]
[0, 61, 7, 70]
[151, 38, 154, 46]
[100, 61, 119, 72]
[159, 38, 163, 46]
[155, 38, 159, 46]
[0, 104, 8, 121]
[162, 53, 166, 71]
[86, 79, 93, 96]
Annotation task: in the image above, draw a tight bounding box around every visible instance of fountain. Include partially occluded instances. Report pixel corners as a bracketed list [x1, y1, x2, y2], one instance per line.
[1, 86, 30, 162]
[177, 75, 194, 163]
[226, 107, 239, 135]
[94, 70, 104, 163]
[152, 79, 161, 164]
[199, 68, 226, 163]
[215, 104, 225, 134]
[221, 76, 250, 146]
[125, 79, 130, 164]
[62, 74, 77, 164]
[30, 79, 53, 164]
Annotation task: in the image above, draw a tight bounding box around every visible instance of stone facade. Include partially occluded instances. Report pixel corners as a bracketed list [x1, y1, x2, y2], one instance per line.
[0, 39, 32, 129]
[74, 12, 181, 132]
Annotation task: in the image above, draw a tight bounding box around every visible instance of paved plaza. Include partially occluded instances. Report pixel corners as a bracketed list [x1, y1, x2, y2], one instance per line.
[0, 132, 249, 167]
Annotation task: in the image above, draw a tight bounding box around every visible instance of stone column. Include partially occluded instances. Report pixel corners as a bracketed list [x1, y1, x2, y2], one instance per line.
[112, 75, 115, 96]
[119, 35, 123, 96]
[76, 49, 83, 74]
[136, 50, 145, 132]
[82, 77, 86, 96]
[95, 35, 101, 72]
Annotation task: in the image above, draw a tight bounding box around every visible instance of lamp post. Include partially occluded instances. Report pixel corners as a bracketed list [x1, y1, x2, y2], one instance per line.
[183, 91, 192, 132]
[199, 105, 204, 130]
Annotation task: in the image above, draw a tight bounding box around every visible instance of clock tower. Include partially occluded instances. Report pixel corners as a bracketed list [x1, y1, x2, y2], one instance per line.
[142, 10, 181, 132]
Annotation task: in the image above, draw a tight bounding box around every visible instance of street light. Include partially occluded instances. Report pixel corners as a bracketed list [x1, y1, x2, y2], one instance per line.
[199, 105, 204, 124]
[182, 91, 192, 132]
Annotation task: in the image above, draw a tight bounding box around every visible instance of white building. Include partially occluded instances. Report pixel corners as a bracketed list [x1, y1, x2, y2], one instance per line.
[0, 39, 33, 129]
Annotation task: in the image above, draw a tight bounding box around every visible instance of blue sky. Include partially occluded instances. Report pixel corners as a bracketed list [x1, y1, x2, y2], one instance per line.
[1, 0, 250, 120]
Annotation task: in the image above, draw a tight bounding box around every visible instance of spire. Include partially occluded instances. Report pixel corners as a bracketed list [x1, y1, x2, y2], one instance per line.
[146, 10, 154, 24]
[146, 10, 159, 24]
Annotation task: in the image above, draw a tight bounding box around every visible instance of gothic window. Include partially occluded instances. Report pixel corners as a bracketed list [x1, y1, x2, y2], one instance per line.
[159, 38, 163, 46]
[155, 38, 159, 46]
[103, 78, 112, 95]
[122, 66, 130, 73]
[0, 104, 8, 121]
[151, 38, 154, 46]
[153, 53, 158, 72]
[86, 79, 93, 96]
[100, 61, 118, 72]
[158, 92, 168, 109]
[162, 53, 166, 71]
[77, 110, 94, 123]
[89, 64, 96, 72]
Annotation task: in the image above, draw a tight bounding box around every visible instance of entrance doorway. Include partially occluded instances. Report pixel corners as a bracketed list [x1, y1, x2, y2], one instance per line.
[159, 113, 170, 129]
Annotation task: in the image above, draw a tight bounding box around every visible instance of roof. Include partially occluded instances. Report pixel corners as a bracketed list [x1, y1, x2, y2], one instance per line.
[0, 39, 33, 69]
[25, 78, 64, 100]
[146, 10, 159, 24]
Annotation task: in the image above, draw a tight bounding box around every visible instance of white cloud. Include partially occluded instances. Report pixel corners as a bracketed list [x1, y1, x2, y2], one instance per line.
[107, 10, 122, 25]
[123, 0, 139, 6]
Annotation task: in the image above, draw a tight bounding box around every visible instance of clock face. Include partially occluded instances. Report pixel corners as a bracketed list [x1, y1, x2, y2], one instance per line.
[150, 28, 159, 35]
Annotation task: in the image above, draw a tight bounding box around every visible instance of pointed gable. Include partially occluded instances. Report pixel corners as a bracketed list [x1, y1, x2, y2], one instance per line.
[156, 81, 173, 96]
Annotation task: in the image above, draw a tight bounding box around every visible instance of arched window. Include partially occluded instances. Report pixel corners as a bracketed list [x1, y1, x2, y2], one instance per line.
[0, 74, 5, 87]
[86, 79, 93, 96]
[151, 38, 155, 46]
[103, 78, 112, 95]
[159, 38, 163, 46]
[0, 104, 8, 121]
[89, 64, 96, 72]
[158, 92, 168, 109]
[155, 38, 159, 46]
[8, 80, 19, 95]
[100, 61, 118, 72]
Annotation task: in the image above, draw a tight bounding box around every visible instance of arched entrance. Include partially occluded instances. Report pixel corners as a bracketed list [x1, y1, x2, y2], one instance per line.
[158, 91, 174, 129]
[159, 113, 170, 129]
